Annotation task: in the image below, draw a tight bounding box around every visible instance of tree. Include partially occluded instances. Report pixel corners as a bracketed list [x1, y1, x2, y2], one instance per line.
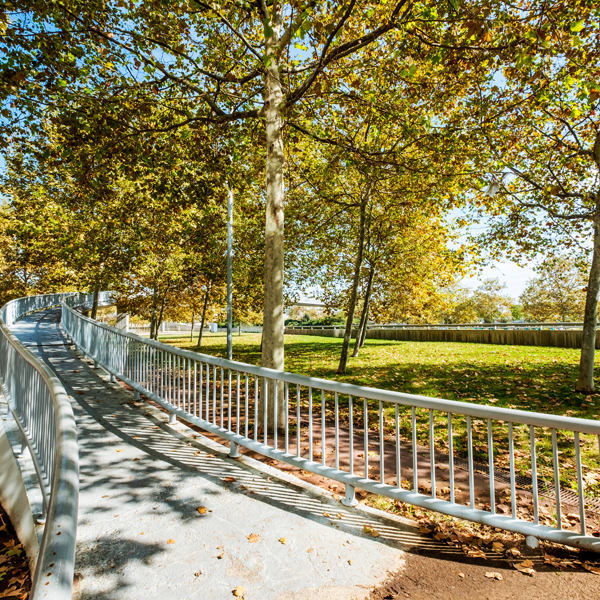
[520, 257, 587, 322]
[466, 2, 600, 391]
[472, 278, 512, 322]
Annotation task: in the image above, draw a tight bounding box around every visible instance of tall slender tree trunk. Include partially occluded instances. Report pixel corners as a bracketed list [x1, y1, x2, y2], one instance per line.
[190, 312, 195, 342]
[338, 188, 370, 374]
[149, 285, 158, 339]
[576, 193, 600, 393]
[353, 265, 375, 357]
[155, 293, 168, 340]
[91, 283, 101, 320]
[197, 282, 211, 350]
[260, 7, 285, 430]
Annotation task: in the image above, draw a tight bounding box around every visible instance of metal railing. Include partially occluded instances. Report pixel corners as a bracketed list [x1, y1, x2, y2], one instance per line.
[0, 293, 91, 600]
[62, 297, 600, 553]
[286, 322, 590, 331]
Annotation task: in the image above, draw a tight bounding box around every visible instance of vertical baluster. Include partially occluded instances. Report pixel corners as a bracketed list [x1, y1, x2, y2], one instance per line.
[228, 369, 232, 432]
[274, 380, 278, 450]
[188, 359, 192, 414]
[530, 425, 539, 525]
[395, 404, 401, 489]
[213, 365, 217, 424]
[193, 361, 197, 416]
[508, 422, 516, 519]
[284, 382, 289, 454]
[379, 401, 385, 484]
[296, 386, 301, 457]
[574, 431, 586, 535]
[552, 428, 562, 530]
[308, 387, 313, 462]
[321, 390, 326, 467]
[254, 376, 258, 442]
[487, 419, 495, 514]
[181, 357, 186, 411]
[448, 413, 455, 504]
[236, 372, 240, 435]
[412, 407, 418, 493]
[245, 374, 249, 438]
[364, 398, 369, 479]
[429, 409, 435, 498]
[263, 378, 268, 445]
[220, 367, 224, 428]
[467, 416, 474, 509]
[335, 392, 340, 471]
[349, 396, 354, 475]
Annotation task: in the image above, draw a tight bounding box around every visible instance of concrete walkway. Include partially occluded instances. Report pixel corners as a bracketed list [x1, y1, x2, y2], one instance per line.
[9, 309, 421, 600]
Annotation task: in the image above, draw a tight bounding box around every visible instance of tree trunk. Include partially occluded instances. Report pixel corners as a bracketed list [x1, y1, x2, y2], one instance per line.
[190, 313, 195, 342]
[353, 265, 375, 357]
[576, 193, 600, 393]
[260, 6, 285, 430]
[197, 282, 211, 350]
[149, 285, 158, 339]
[337, 188, 370, 374]
[155, 293, 167, 340]
[91, 283, 101, 320]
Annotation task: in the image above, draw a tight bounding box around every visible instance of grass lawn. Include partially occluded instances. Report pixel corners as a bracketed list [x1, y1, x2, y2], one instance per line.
[162, 332, 600, 499]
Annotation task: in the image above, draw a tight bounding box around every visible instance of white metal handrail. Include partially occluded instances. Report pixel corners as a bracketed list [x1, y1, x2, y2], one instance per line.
[62, 297, 600, 553]
[287, 322, 592, 330]
[0, 292, 93, 600]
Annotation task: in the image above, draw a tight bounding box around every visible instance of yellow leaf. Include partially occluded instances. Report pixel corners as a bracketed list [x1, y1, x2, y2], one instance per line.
[363, 525, 372, 533]
[233, 585, 246, 597]
[167, 539, 175, 544]
[247, 533, 259, 543]
[279, 537, 287, 544]
[348, 559, 353, 565]
[336, 513, 342, 519]
[323, 512, 330, 518]
[492, 542, 504, 552]
[370, 529, 380, 538]
[197, 507, 207, 515]
[116, 449, 122, 452]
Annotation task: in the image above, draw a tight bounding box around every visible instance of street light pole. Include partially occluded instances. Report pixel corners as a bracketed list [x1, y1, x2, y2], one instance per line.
[226, 186, 233, 360]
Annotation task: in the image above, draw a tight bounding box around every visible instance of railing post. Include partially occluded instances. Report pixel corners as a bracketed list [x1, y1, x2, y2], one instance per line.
[341, 483, 358, 507]
[229, 441, 241, 458]
[133, 390, 140, 401]
[168, 412, 177, 424]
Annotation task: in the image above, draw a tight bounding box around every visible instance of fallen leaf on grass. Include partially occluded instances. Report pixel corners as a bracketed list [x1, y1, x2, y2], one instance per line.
[247, 533, 259, 543]
[279, 538, 287, 544]
[485, 572, 503, 580]
[197, 507, 207, 515]
[167, 539, 175, 544]
[233, 586, 245, 597]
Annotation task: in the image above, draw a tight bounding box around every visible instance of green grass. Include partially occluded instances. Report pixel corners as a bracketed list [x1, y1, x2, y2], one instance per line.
[164, 333, 600, 499]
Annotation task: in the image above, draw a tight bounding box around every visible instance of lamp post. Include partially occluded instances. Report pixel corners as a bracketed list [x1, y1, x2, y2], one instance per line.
[226, 186, 233, 360]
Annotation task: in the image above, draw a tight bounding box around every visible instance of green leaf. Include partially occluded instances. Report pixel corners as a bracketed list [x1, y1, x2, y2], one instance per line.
[570, 20, 585, 33]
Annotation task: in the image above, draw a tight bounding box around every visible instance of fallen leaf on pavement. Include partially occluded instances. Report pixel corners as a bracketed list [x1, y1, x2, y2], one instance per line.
[458, 573, 464, 578]
[515, 560, 536, 576]
[485, 572, 503, 580]
[279, 537, 287, 544]
[233, 586, 245, 597]
[224, 477, 236, 482]
[167, 539, 175, 544]
[307, 548, 313, 553]
[116, 449, 122, 452]
[323, 512, 330, 518]
[197, 507, 207, 515]
[247, 533, 259, 543]
[370, 529, 380, 538]
[217, 552, 224, 559]
[336, 513, 343, 519]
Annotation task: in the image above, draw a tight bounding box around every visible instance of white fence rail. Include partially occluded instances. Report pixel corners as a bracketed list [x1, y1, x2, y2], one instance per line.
[62, 296, 600, 553]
